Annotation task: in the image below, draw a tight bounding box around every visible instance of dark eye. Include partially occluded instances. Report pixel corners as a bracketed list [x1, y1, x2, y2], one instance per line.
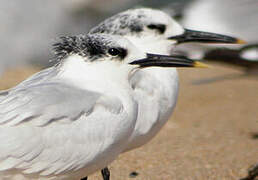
[147, 24, 166, 34]
[108, 48, 120, 56]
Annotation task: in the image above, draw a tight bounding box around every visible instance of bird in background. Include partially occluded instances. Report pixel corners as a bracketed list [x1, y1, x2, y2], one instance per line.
[0, 32, 203, 180]
[174, 0, 257, 68]
[88, 7, 245, 179]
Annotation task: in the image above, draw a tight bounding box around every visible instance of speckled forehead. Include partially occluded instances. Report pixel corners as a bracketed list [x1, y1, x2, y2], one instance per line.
[121, 8, 172, 26]
[140, 8, 171, 24]
[90, 9, 147, 35]
[88, 34, 115, 47]
[53, 34, 121, 61]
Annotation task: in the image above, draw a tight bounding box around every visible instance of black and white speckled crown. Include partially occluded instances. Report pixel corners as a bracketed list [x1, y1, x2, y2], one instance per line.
[90, 9, 149, 36]
[52, 34, 119, 61]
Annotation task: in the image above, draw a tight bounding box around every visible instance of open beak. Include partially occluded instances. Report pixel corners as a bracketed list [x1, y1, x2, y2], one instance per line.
[168, 29, 246, 44]
[130, 53, 208, 68]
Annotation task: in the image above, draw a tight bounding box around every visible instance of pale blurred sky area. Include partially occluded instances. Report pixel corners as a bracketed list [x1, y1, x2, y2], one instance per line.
[0, 0, 257, 74]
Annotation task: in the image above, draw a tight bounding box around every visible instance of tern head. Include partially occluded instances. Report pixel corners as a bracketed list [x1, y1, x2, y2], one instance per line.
[90, 8, 245, 54]
[52, 34, 204, 78]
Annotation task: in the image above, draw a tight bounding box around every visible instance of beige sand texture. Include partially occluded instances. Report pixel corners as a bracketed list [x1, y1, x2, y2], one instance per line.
[0, 64, 257, 180]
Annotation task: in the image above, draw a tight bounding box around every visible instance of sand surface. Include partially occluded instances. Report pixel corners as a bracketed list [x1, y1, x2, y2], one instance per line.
[0, 64, 257, 180]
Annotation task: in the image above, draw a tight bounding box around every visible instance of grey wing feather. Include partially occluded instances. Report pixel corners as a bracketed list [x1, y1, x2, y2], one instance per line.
[0, 82, 100, 126]
[0, 67, 57, 100]
[0, 67, 125, 176]
[0, 90, 8, 100]
[0, 67, 101, 126]
[10, 67, 58, 92]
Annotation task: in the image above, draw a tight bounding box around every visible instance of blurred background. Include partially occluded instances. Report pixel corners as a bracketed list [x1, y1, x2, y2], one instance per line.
[0, 0, 258, 179]
[1, 0, 258, 74]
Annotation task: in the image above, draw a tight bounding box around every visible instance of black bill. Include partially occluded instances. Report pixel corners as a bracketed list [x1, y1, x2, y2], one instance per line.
[130, 53, 207, 68]
[168, 29, 246, 44]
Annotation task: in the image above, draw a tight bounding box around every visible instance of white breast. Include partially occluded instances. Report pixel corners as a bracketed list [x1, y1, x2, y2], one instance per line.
[120, 34, 180, 152]
[124, 67, 179, 151]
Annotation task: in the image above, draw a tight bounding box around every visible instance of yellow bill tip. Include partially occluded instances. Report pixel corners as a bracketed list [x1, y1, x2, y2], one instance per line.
[194, 61, 209, 68]
[236, 39, 247, 44]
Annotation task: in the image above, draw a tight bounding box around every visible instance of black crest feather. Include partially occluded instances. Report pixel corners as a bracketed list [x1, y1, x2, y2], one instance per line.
[52, 35, 107, 61]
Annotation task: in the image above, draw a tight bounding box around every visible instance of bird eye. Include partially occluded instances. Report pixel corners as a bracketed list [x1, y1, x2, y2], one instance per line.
[147, 24, 166, 34]
[108, 48, 121, 56]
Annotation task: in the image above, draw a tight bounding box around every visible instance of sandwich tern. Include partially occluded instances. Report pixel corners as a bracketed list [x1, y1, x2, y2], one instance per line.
[89, 8, 244, 178]
[174, 0, 253, 59]
[0, 33, 203, 180]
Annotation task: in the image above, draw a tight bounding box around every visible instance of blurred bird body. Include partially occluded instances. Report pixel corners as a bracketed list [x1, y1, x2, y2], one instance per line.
[175, 0, 257, 59]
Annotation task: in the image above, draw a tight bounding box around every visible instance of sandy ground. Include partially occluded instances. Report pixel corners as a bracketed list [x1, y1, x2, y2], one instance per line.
[0, 64, 257, 180]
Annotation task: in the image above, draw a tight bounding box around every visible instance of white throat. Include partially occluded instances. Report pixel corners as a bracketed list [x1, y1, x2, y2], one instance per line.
[57, 55, 135, 95]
